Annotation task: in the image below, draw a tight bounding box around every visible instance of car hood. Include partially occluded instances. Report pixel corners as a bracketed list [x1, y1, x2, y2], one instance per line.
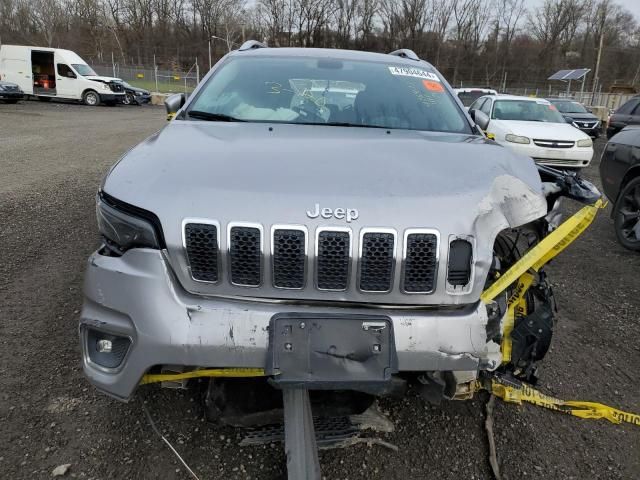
[85, 75, 120, 83]
[495, 120, 589, 140]
[104, 122, 547, 305]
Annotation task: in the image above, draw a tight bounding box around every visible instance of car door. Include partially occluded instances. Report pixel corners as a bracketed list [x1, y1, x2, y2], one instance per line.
[629, 102, 640, 127]
[55, 63, 78, 99]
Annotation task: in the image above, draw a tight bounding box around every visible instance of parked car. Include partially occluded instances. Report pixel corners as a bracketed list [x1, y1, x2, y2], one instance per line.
[0, 80, 24, 103]
[80, 42, 601, 477]
[600, 126, 640, 250]
[469, 95, 594, 168]
[546, 97, 601, 138]
[116, 80, 151, 105]
[607, 96, 640, 139]
[0, 45, 125, 105]
[453, 87, 497, 108]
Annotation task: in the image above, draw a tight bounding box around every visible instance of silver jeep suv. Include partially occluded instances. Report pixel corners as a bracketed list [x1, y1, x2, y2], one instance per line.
[81, 44, 594, 428]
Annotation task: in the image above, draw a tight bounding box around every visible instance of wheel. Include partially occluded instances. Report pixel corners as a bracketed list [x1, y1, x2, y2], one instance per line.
[83, 90, 100, 106]
[613, 177, 640, 251]
[123, 93, 134, 105]
[37, 96, 51, 102]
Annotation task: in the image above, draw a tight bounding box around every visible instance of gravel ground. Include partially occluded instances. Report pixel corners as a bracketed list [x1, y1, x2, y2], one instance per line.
[0, 100, 638, 480]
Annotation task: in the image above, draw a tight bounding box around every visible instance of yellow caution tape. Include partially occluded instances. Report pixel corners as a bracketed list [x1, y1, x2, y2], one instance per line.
[140, 368, 266, 385]
[167, 112, 176, 121]
[481, 198, 605, 304]
[490, 378, 640, 427]
[501, 272, 534, 363]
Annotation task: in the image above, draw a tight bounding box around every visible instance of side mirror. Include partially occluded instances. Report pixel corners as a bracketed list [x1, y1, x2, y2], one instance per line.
[468, 109, 476, 121]
[586, 107, 593, 113]
[474, 110, 490, 130]
[165, 93, 186, 121]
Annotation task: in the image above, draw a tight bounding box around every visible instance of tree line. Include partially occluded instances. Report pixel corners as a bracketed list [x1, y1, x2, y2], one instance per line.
[0, 0, 638, 90]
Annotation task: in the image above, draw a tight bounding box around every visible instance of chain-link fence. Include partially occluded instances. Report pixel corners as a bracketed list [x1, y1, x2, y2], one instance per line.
[502, 87, 635, 111]
[92, 63, 200, 94]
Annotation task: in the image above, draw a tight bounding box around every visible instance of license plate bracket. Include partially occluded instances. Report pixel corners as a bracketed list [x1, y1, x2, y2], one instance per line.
[266, 313, 397, 390]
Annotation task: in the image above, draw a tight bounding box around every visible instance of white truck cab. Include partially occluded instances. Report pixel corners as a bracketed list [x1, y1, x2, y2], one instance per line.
[0, 45, 125, 105]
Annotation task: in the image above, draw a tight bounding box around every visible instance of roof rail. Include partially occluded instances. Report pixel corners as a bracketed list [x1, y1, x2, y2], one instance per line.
[238, 40, 268, 51]
[388, 49, 420, 61]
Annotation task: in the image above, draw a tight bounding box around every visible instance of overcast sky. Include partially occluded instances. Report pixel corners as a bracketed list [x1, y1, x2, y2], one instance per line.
[527, 0, 640, 22]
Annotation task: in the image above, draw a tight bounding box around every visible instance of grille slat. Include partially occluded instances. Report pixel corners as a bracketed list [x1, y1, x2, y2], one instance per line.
[402, 232, 438, 293]
[229, 226, 262, 286]
[359, 232, 395, 292]
[316, 230, 351, 291]
[184, 223, 219, 282]
[273, 228, 306, 289]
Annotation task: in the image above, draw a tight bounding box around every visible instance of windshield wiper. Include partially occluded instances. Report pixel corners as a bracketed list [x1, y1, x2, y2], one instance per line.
[187, 110, 246, 122]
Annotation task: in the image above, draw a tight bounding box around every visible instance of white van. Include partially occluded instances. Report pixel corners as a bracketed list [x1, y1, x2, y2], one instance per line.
[0, 45, 125, 105]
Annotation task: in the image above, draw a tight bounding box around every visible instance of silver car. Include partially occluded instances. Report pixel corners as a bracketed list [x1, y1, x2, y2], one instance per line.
[80, 42, 598, 470]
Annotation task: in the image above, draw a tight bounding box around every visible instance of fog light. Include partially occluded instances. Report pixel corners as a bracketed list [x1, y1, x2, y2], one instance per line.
[97, 339, 113, 353]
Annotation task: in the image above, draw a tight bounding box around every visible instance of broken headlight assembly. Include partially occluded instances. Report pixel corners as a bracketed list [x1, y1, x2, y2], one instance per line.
[96, 191, 163, 255]
[485, 166, 602, 384]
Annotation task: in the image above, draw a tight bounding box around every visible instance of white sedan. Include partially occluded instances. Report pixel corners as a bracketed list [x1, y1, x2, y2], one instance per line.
[468, 95, 594, 168]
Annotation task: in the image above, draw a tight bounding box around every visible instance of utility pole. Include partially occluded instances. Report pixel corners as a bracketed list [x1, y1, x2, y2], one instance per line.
[592, 33, 604, 104]
[208, 37, 212, 71]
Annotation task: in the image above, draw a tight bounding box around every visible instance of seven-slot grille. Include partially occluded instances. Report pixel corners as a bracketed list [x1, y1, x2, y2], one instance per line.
[184, 224, 447, 294]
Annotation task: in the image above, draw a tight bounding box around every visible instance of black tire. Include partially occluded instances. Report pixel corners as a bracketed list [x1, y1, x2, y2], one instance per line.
[613, 176, 640, 251]
[37, 96, 51, 102]
[123, 93, 134, 105]
[82, 90, 100, 106]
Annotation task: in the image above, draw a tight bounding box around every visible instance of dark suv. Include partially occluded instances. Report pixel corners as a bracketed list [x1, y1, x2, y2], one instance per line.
[607, 96, 640, 138]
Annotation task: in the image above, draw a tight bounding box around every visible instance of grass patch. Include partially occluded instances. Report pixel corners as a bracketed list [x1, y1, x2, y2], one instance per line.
[126, 79, 195, 94]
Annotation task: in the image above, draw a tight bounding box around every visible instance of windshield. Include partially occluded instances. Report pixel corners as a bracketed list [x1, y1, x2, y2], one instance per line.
[550, 100, 588, 114]
[72, 64, 97, 76]
[188, 56, 471, 133]
[492, 100, 566, 123]
[457, 91, 493, 107]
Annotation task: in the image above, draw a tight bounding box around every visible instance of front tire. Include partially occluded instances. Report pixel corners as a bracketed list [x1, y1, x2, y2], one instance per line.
[123, 93, 134, 105]
[83, 90, 100, 106]
[613, 177, 640, 251]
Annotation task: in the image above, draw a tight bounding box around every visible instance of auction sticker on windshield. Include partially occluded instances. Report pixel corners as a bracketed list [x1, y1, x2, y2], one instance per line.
[388, 66, 440, 81]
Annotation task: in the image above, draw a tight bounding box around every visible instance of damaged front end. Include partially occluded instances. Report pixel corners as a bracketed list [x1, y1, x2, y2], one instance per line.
[481, 166, 602, 386]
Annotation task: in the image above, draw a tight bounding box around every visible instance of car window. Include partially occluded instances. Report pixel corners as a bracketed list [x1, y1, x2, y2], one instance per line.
[71, 64, 97, 76]
[189, 56, 471, 133]
[57, 64, 75, 78]
[492, 99, 565, 123]
[457, 90, 494, 107]
[631, 103, 640, 116]
[469, 98, 486, 112]
[616, 99, 640, 115]
[480, 98, 492, 116]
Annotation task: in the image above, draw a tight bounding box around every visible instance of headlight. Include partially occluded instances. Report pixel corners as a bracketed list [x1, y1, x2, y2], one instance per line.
[577, 138, 593, 147]
[101, 83, 111, 91]
[571, 121, 580, 128]
[96, 194, 160, 254]
[505, 134, 530, 144]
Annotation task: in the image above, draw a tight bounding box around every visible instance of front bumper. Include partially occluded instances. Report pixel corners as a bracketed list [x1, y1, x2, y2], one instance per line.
[81, 249, 501, 400]
[99, 93, 125, 102]
[577, 126, 600, 138]
[0, 91, 24, 100]
[134, 93, 151, 104]
[503, 141, 593, 168]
